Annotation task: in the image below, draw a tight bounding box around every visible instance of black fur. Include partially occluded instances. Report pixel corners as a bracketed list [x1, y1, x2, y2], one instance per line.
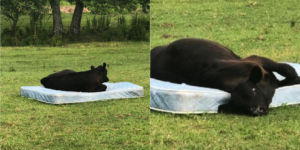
[41, 63, 109, 92]
[151, 38, 300, 116]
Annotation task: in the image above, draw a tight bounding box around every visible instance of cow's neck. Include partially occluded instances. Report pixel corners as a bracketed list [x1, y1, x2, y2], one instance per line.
[202, 59, 258, 93]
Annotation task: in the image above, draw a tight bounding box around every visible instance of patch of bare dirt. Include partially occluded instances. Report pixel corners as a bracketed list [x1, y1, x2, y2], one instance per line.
[162, 34, 185, 39]
[49, 6, 91, 14]
[158, 23, 174, 28]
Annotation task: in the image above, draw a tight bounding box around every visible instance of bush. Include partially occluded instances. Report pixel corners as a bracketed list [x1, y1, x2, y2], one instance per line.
[102, 26, 128, 41]
[49, 35, 67, 47]
[85, 14, 149, 41]
[86, 17, 91, 30]
[97, 15, 105, 30]
[122, 9, 129, 14]
[128, 14, 150, 41]
[1, 36, 15, 46]
[0, 11, 53, 47]
[85, 15, 111, 32]
[92, 16, 97, 29]
[101, 15, 128, 41]
[1, 28, 14, 46]
[36, 29, 50, 44]
[18, 28, 24, 37]
[116, 15, 128, 39]
[23, 36, 35, 46]
[2, 28, 13, 36]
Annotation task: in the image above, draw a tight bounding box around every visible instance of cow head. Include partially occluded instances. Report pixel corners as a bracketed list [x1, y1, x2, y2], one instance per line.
[91, 62, 109, 82]
[231, 66, 275, 116]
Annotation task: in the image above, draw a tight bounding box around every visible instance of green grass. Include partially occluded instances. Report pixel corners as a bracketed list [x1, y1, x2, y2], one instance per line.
[1, 42, 150, 149]
[150, 0, 300, 149]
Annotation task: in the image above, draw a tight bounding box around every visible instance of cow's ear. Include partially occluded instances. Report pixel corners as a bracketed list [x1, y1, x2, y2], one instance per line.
[91, 66, 95, 70]
[103, 63, 106, 69]
[248, 66, 262, 83]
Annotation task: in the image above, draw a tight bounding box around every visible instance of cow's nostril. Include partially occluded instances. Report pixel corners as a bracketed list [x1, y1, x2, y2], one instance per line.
[258, 107, 264, 112]
[250, 106, 266, 116]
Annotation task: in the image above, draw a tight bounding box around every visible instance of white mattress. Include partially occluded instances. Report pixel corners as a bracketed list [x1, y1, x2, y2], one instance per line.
[150, 63, 300, 114]
[21, 82, 144, 104]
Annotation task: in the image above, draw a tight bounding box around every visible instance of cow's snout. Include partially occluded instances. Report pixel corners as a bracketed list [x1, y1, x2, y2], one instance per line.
[250, 106, 268, 116]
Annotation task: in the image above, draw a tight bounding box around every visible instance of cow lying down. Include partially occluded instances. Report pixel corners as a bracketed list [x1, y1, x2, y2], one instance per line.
[41, 63, 109, 92]
[151, 38, 300, 116]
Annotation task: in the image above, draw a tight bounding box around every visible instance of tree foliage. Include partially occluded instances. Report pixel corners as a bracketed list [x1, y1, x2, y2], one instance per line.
[84, 0, 149, 14]
[28, 0, 49, 40]
[1, 0, 48, 46]
[1, 0, 28, 34]
[28, 0, 49, 23]
[1, 0, 48, 30]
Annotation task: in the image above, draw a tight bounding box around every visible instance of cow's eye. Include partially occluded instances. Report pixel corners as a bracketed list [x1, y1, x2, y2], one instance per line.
[252, 88, 256, 96]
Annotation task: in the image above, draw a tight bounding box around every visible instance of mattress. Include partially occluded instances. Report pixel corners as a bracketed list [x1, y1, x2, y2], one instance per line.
[21, 82, 144, 104]
[150, 63, 300, 114]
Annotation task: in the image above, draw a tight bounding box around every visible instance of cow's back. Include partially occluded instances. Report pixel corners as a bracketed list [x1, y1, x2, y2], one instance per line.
[165, 38, 240, 60]
[41, 70, 97, 92]
[151, 38, 241, 85]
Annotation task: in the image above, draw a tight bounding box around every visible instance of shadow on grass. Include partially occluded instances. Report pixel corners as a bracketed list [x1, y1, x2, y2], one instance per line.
[24, 97, 118, 108]
[150, 103, 264, 118]
[150, 109, 220, 119]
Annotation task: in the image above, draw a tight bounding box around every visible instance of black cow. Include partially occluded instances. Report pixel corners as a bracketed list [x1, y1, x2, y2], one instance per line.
[45, 69, 77, 78]
[151, 38, 300, 116]
[41, 63, 109, 92]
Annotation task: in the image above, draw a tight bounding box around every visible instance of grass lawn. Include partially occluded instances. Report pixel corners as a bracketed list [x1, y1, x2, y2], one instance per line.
[150, 0, 300, 149]
[1, 41, 150, 149]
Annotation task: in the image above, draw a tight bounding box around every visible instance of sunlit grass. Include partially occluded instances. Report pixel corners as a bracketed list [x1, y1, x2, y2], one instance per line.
[1, 42, 150, 149]
[150, 0, 300, 149]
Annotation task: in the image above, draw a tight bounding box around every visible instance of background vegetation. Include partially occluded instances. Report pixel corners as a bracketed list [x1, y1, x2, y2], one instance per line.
[150, 0, 300, 149]
[1, 0, 150, 46]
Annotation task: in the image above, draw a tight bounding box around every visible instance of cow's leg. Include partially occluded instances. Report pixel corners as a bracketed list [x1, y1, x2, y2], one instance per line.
[278, 77, 300, 87]
[82, 87, 94, 92]
[94, 84, 107, 92]
[244, 55, 298, 79]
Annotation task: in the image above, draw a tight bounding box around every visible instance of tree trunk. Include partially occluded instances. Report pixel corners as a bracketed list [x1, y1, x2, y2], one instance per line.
[50, 0, 64, 36]
[68, 0, 84, 37]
